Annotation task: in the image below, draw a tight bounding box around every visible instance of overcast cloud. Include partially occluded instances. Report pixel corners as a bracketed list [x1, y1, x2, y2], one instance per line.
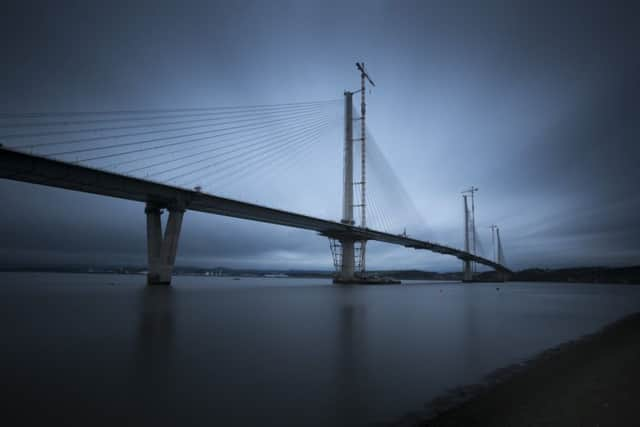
[1, 0, 638, 271]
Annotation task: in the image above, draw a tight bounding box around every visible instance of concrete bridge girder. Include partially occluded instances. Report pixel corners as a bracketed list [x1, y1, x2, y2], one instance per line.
[0, 147, 512, 284]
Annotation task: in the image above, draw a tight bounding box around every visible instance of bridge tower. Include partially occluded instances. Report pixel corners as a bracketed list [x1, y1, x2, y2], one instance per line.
[337, 90, 356, 280]
[496, 226, 505, 266]
[496, 226, 509, 281]
[462, 186, 478, 272]
[462, 195, 473, 281]
[490, 224, 498, 262]
[355, 62, 375, 275]
[332, 63, 376, 282]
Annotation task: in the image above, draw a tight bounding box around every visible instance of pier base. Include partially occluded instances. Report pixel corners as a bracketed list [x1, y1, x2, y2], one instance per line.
[463, 259, 472, 282]
[333, 276, 401, 285]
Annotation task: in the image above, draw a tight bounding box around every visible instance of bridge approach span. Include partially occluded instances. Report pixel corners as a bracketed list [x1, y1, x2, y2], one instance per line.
[0, 147, 512, 278]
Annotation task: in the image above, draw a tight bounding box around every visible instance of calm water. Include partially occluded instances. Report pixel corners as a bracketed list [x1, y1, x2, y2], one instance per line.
[2, 273, 640, 426]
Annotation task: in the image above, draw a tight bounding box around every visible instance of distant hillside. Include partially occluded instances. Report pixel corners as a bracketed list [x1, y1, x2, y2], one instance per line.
[514, 266, 640, 284]
[367, 269, 461, 280]
[476, 266, 640, 284]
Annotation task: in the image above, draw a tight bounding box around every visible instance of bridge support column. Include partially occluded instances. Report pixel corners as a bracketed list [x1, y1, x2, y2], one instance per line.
[339, 239, 355, 281]
[145, 203, 185, 285]
[462, 195, 473, 282]
[463, 260, 472, 282]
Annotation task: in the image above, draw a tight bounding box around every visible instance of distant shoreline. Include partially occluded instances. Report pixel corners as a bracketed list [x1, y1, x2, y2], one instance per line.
[1, 266, 639, 284]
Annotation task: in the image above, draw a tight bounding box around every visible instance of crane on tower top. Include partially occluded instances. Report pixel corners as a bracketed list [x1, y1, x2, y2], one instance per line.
[356, 62, 376, 87]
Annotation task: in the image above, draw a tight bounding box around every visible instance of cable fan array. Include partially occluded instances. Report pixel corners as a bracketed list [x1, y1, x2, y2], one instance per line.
[348, 108, 429, 236]
[0, 100, 341, 194]
[1, 98, 446, 243]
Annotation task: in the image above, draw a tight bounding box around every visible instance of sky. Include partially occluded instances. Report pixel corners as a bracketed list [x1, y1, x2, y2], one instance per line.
[1, 0, 639, 271]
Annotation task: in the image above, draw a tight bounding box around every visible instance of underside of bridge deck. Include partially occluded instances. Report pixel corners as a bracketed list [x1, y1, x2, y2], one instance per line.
[0, 147, 512, 285]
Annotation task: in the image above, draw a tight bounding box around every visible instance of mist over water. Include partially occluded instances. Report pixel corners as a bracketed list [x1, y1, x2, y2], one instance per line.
[2, 273, 640, 426]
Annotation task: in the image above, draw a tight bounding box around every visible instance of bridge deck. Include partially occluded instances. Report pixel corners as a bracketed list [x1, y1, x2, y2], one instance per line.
[0, 147, 511, 273]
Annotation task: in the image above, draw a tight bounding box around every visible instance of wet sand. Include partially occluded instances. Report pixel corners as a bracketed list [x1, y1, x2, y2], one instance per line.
[397, 312, 640, 426]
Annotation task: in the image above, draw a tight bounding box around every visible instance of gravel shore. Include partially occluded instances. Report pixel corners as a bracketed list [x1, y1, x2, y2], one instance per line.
[398, 312, 640, 426]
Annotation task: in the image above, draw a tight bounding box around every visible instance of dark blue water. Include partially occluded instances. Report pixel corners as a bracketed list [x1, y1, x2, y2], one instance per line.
[2, 273, 640, 426]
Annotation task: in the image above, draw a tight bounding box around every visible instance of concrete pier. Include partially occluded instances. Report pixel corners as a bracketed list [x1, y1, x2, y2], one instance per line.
[145, 203, 185, 285]
[339, 238, 355, 281]
[463, 260, 473, 282]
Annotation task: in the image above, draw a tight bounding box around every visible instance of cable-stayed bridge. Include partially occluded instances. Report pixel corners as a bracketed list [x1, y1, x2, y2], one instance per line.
[0, 72, 511, 285]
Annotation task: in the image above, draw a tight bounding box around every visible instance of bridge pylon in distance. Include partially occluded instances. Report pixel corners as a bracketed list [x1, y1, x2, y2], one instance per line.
[462, 194, 473, 282]
[495, 226, 510, 282]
